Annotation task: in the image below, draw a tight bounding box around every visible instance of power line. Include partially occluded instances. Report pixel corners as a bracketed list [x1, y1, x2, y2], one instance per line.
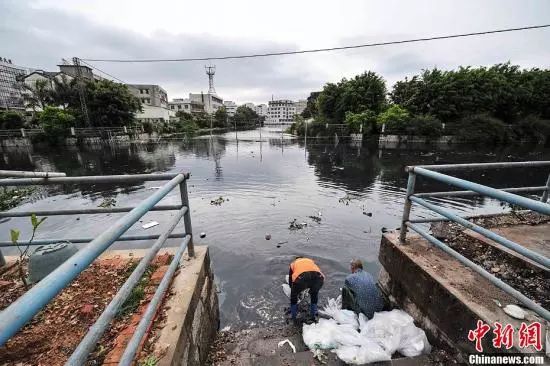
[78, 59, 127, 83]
[81, 24, 550, 63]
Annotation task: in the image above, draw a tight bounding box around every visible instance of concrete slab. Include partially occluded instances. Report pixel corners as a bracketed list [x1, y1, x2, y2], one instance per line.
[463, 223, 550, 272]
[379, 232, 547, 360]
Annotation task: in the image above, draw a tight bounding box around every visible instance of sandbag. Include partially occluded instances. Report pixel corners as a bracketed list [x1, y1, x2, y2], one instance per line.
[304, 298, 431, 364]
[303, 318, 339, 350]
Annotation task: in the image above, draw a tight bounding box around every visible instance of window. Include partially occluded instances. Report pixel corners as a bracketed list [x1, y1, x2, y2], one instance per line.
[170, 105, 174, 110]
[139, 89, 144, 94]
[145, 89, 150, 94]
[185, 105, 189, 109]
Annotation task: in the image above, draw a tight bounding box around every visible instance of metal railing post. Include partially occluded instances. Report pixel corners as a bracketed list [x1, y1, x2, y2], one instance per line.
[399, 170, 416, 243]
[541, 172, 550, 203]
[179, 177, 195, 257]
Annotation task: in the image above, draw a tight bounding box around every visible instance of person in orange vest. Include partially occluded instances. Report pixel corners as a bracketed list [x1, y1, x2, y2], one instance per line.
[288, 256, 324, 321]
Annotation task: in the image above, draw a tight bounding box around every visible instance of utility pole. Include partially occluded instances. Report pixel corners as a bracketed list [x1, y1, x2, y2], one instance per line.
[72, 57, 91, 127]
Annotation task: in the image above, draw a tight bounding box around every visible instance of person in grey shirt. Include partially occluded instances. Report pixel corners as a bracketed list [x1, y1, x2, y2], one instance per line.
[342, 259, 384, 319]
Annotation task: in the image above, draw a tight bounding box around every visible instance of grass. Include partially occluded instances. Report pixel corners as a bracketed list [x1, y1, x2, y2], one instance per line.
[116, 262, 157, 319]
[139, 355, 159, 366]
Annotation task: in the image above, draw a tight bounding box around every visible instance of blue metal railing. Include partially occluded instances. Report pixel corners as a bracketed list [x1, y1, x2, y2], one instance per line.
[0, 171, 195, 365]
[399, 161, 550, 322]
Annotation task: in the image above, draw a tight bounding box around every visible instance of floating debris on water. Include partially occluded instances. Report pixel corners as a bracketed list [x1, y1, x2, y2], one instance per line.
[98, 197, 116, 208]
[308, 215, 322, 223]
[200, 232, 207, 238]
[363, 212, 373, 217]
[289, 219, 307, 230]
[210, 196, 226, 206]
[265, 234, 271, 240]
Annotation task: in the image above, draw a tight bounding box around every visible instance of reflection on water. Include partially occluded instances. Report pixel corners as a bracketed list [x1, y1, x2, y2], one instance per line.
[1, 128, 549, 328]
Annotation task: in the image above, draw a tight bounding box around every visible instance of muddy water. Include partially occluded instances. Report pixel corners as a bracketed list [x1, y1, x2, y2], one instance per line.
[1, 128, 549, 327]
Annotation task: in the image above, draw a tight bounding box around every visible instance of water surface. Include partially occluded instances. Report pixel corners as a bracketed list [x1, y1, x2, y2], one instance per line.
[1, 128, 549, 327]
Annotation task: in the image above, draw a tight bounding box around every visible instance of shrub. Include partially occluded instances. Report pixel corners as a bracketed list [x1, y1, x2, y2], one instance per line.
[38, 106, 75, 143]
[0, 111, 25, 129]
[408, 115, 444, 138]
[344, 110, 377, 134]
[512, 116, 550, 143]
[377, 105, 410, 133]
[141, 121, 154, 134]
[455, 114, 510, 144]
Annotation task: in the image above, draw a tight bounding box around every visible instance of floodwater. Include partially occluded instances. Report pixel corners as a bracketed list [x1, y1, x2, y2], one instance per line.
[1, 127, 549, 328]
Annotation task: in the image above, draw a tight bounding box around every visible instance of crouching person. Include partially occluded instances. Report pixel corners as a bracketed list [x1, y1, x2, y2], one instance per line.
[289, 256, 324, 322]
[342, 259, 384, 319]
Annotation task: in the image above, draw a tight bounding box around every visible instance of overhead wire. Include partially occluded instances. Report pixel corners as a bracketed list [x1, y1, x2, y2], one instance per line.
[80, 24, 550, 63]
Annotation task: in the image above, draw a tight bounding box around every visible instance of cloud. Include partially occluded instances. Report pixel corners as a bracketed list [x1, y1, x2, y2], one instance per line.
[2, 0, 550, 104]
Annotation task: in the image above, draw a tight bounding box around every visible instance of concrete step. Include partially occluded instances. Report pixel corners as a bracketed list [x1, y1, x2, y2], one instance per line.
[210, 326, 436, 366]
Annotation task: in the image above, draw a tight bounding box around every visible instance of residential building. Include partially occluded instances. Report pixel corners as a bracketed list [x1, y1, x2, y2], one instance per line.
[294, 99, 307, 115]
[168, 98, 205, 114]
[127, 84, 168, 108]
[58, 64, 97, 81]
[243, 102, 255, 110]
[137, 105, 174, 124]
[255, 104, 268, 117]
[223, 100, 238, 116]
[189, 92, 223, 114]
[0, 57, 27, 110]
[267, 99, 296, 125]
[22, 70, 75, 111]
[127, 84, 172, 123]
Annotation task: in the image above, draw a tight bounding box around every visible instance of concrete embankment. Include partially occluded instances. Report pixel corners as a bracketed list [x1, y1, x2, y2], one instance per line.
[379, 215, 549, 363]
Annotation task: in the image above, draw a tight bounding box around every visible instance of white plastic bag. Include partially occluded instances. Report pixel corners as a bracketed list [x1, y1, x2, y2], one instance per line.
[282, 283, 291, 298]
[303, 297, 431, 363]
[398, 324, 432, 356]
[333, 340, 391, 365]
[319, 297, 358, 330]
[303, 318, 339, 350]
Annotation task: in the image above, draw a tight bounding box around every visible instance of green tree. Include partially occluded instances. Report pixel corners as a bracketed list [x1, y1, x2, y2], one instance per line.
[0, 111, 25, 129]
[85, 80, 142, 127]
[214, 107, 228, 128]
[317, 71, 387, 123]
[455, 114, 510, 144]
[390, 63, 550, 124]
[377, 105, 410, 132]
[50, 75, 79, 109]
[39, 106, 76, 143]
[301, 91, 320, 118]
[232, 106, 259, 127]
[344, 110, 377, 134]
[23, 79, 53, 112]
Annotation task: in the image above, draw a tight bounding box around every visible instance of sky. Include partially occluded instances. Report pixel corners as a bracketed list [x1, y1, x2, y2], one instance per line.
[1, 0, 550, 104]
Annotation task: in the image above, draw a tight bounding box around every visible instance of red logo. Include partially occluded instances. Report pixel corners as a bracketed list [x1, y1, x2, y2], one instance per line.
[468, 320, 543, 352]
[492, 322, 514, 349]
[518, 322, 542, 351]
[468, 320, 491, 352]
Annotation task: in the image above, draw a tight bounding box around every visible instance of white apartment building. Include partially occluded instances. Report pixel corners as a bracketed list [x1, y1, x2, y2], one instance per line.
[127, 84, 173, 123]
[294, 99, 307, 115]
[255, 104, 268, 117]
[189, 93, 223, 114]
[267, 99, 296, 125]
[223, 100, 238, 116]
[168, 98, 205, 114]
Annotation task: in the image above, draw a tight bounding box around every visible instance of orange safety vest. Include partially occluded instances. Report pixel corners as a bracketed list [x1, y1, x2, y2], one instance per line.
[290, 258, 322, 282]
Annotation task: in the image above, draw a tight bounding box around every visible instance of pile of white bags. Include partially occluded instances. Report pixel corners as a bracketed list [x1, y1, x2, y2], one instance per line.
[302, 297, 431, 364]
